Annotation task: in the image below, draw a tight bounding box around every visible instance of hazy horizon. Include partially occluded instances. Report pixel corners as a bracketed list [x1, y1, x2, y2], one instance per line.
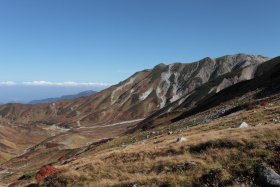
[0, 84, 108, 104]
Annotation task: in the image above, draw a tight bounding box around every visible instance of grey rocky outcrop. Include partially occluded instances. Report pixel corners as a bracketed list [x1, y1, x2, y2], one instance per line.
[257, 164, 280, 187]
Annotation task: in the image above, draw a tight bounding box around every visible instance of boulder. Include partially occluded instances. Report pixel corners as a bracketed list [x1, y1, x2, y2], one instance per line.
[173, 161, 197, 171]
[176, 137, 187, 142]
[257, 164, 280, 187]
[121, 144, 127, 148]
[272, 118, 279, 124]
[140, 140, 146, 145]
[236, 121, 249, 128]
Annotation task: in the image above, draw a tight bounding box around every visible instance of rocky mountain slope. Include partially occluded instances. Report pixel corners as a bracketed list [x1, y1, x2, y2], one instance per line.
[0, 54, 268, 128]
[1, 55, 279, 187]
[1, 53, 279, 187]
[133, 56, 280, 130]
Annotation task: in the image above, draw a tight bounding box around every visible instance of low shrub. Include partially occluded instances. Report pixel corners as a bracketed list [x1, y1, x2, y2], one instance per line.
[35, 165, 58, 182]
[18, 172, 36, 180]
[189, 139, 243, 153]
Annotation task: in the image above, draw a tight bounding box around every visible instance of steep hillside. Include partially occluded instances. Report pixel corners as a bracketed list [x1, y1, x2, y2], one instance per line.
[134, 56, 280, 131]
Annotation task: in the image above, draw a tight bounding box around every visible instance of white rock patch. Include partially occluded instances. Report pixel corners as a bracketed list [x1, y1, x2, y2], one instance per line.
[76, 120, 81, 127]
[236, 121, 249, 128]
[176, 137, 187, 142]
[111, 77, 135, 104]
[239, 65, 257, 81]
[140, 87, 153, 101]
[170, 72, 182, 103]
[156, 65, 173, 108]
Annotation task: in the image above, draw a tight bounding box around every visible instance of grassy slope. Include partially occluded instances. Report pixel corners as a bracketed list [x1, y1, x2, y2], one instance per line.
[10, 94, 280, 187]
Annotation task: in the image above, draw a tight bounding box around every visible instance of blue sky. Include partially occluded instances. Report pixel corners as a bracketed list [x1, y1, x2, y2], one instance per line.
[0, 0, 279, 102]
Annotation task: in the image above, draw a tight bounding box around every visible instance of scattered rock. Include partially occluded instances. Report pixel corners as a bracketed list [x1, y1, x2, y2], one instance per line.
[168, 131, 173, 135]
[130, 137, 137, 143]
[62, 157, 77, 165]
[173, 161, 197, 171]
[257, 163, 280, 187]
[173, 163, 185, 170]
[176, 137, 187, 142]
[76, 120, 81, 127]
[236, 121, 249, 128]
[257, 123, 263, 127]
[272, 118, 279, 124]
[153, 140, 163, 144]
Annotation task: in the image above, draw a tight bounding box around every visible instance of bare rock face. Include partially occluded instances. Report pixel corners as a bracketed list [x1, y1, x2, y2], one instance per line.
[257, 164, 280, 187]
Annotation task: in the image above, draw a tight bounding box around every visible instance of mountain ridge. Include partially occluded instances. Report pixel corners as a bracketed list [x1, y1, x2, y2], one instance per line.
[28, 90, 97, 104]
[0, 54, 269, 128]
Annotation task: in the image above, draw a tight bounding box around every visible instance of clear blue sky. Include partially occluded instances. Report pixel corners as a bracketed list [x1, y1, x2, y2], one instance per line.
[0, 0, 279, 84]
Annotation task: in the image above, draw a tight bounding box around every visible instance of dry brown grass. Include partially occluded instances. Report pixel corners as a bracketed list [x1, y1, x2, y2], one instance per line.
[44, 124, 280, 186]
[8, 98, 280, 186]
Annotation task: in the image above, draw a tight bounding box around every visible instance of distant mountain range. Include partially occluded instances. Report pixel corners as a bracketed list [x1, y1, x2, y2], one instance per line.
[28, 90, 97, 104]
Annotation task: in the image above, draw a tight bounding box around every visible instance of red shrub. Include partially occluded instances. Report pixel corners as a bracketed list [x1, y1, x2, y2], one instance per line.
[260, 100, 269, 106]
[35, 165, 58, 182]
